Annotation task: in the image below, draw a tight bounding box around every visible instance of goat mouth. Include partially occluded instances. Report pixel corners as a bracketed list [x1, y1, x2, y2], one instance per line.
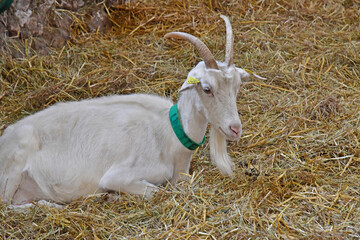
[218, 127, 239, 141]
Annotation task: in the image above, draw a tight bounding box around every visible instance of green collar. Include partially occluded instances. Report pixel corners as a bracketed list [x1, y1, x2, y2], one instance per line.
[169, 104, 206, 151]
[0, 0, 13, 13]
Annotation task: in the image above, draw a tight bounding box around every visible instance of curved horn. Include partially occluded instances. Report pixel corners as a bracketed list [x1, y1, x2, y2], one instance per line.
[220, 15, 234, 66]
[165, 32, 219, 69]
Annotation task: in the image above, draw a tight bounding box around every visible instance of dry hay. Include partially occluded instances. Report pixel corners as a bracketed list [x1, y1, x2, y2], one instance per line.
[0, 0, 359, 239]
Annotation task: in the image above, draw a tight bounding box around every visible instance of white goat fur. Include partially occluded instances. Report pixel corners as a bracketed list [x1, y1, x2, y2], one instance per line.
[0, 17, 252, 205]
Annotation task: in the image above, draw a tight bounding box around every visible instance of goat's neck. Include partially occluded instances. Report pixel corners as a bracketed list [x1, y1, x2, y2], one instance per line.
[176, 89, 208, 144]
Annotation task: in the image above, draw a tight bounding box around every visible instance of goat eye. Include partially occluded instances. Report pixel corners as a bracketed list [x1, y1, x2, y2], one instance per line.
[203, 87, 212, 95]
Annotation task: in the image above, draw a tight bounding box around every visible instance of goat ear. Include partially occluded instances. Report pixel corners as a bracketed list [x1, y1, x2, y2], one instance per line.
[236, 67, 266, 81]
[236, 67, 251, 82]
[178, 76, 201, 92]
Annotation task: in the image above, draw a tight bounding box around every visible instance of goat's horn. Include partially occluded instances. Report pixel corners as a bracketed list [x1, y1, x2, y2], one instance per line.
[165, 32, 219, 70]
[220, 15, 233, 66]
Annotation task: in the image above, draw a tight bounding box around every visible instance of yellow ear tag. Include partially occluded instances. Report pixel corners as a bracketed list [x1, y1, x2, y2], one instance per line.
[244, 68, 267, 80]
[244, 68, 254, 74]
[186, 76, 200, 84]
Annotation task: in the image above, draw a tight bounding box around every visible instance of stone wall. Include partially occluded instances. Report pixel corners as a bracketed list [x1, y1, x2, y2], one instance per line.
[0, 0, 123, 57]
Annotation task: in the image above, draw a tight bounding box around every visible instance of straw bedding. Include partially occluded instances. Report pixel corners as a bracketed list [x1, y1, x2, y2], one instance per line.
[0, 0, 359, 239]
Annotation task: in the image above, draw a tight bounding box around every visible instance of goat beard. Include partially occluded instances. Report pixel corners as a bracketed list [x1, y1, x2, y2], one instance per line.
[209, 126, 234, 177]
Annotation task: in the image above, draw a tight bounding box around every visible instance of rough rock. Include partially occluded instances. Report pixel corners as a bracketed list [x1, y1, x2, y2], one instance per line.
[0, 0, 124, 57]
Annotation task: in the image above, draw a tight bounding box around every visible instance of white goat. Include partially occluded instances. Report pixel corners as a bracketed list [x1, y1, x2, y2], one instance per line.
[0, 16, 254, 205]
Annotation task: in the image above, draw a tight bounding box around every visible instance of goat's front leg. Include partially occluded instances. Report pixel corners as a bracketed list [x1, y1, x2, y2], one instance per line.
[99, 167, 158, 198]
[170, 155, 192, 185]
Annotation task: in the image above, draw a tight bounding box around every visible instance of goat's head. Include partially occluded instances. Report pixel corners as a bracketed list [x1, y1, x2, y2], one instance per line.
[165, 16, 252, 176]
[165, 16, 250, 142]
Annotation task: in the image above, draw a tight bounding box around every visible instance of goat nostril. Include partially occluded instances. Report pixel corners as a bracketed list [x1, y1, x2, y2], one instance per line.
[230, 126, 241, 135]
